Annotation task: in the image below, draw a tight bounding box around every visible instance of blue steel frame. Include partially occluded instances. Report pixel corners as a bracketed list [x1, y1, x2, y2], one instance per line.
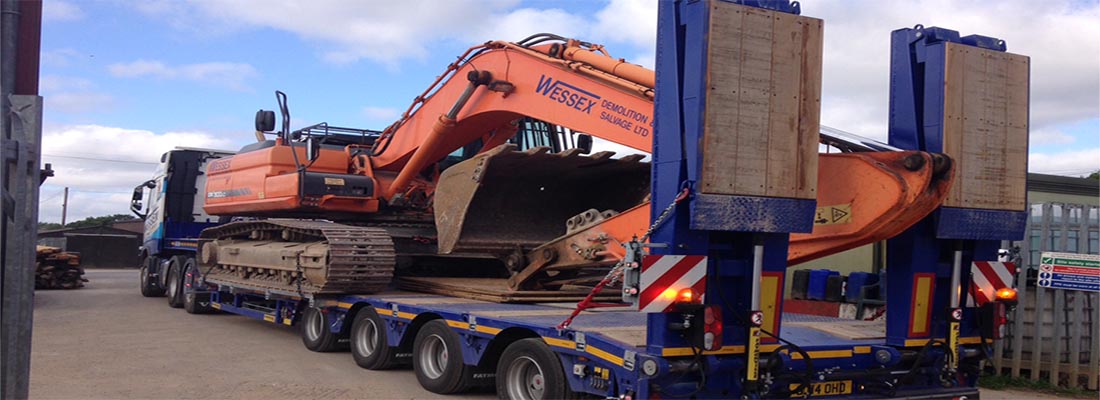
[650, 0, 817, 396]
[885, 25, 1028, 358]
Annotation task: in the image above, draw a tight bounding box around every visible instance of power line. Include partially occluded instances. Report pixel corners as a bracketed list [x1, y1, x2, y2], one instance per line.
[42, 153, 157, 164]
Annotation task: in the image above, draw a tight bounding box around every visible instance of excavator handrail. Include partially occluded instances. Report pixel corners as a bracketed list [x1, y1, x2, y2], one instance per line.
[818, 125, 902, 153]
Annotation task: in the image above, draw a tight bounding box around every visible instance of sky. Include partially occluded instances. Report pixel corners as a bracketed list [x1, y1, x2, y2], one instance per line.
[36, 0, 1100, 223]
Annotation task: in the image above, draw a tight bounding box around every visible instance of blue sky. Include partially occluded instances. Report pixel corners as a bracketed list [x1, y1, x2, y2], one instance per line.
[37, 0, 1099, 223]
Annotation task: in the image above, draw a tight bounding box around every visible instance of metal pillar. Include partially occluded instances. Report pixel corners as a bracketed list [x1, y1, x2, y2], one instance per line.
[1, 0, 42, 398]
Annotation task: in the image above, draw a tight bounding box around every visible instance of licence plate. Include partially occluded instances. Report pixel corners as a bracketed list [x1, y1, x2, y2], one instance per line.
[789, 380, 853, 397]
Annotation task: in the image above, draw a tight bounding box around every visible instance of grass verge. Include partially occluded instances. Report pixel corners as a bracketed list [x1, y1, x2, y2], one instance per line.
[979, 374, 1097, 398]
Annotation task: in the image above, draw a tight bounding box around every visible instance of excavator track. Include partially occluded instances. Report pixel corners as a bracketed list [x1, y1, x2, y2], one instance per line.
[198, 220, 395, 295]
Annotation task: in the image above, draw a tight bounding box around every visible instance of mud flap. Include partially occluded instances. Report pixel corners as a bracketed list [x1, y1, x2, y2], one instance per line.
[434, 144, 650, 255]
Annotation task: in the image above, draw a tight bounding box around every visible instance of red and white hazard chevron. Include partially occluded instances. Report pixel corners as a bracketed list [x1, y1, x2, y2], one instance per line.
[967, 261, 1016, 307]
[638, 255, 707, 313]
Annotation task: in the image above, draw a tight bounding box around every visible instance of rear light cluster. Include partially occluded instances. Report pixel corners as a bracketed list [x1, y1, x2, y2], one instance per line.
[670, 289, 723, 351]
[979, 301, 1008, 339]
[703, 306, 723, 351]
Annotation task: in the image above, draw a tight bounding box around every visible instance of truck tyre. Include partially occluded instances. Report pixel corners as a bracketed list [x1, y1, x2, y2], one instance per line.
[166, 256, 186, 308]
[139, 256, 166, 297]
[413, 319, 476, 394]
[496, 338, 577, 400]
[182, 258, 214, 314]
[351, 308, 405, 370]
[301, 306, 341, 352]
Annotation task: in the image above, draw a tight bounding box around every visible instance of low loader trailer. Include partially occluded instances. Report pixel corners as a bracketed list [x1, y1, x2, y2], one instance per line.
[136, 1, 1028, 398]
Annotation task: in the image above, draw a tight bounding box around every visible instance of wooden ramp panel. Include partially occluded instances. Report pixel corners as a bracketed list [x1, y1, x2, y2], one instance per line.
[942, 43, 1029, 211]
[700, 2, 822, 200]
[397, 277, 620, 303]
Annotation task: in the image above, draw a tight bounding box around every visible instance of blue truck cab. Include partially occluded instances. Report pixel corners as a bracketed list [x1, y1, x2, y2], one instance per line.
[131, 147, 234, 308]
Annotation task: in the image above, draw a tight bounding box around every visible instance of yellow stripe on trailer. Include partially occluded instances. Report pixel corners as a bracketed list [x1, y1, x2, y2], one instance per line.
[661, 345, 746, 357]
[476, 325, 502, 335]
[543, 337, 574, 350]
[211, 302, 222, 310]
[586, 345, 624, 367]
[790, 350, 852, 360]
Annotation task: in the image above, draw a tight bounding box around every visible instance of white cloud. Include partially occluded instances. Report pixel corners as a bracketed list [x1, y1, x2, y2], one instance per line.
[43, 0, 84, 22]
[37, 124, 236, 223]
[40, 75, 93, 92]
[1029, 148, 1100, 175]
[466, 8, 588, 44]
[108, 60, 258, 91]
[1030, 127, 1077, 146]
[593, 0, 658, 50]
[41, 48, 85, 68]
[48, 92, 116, 114]
[40, 75, 115, 114]
[362, 106, 400, 121]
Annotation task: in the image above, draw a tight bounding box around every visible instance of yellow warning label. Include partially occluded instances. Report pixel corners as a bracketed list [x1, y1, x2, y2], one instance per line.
[814, 203, 852, 225]
[324, 177, 346, 186]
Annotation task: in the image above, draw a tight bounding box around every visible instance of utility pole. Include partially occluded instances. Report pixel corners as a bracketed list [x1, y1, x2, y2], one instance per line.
[1, 0, 43, 398]
[61, 187, 68, 226]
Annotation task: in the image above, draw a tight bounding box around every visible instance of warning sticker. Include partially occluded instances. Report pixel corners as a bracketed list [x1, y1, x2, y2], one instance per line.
[814, 203, 852, 225]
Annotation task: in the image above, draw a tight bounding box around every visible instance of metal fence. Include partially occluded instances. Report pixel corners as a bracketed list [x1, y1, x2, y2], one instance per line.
[992, 202, 1100, 389]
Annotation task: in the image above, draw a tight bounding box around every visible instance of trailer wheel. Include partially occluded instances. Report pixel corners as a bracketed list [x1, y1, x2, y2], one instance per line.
[301, 306, 341, 352]
[351, 307, 405, 370]
[165, 256, 186, 308]
[496, 338, 577, 400]
[139, 256, 165, 297]
[182, 258, 214, 314]
[413, 320, 476, 394]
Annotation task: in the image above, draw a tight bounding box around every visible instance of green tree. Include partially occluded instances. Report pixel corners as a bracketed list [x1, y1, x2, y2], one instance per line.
[65, 214, 137, 229]
[1088, 170, 1099, 180]
[38, 222, 63, 231]
[39, 214, 138, 230]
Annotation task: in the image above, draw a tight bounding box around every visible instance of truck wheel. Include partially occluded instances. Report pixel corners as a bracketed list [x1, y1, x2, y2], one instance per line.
[139, 256, 165, 297]
[351, 308, 405, 370]
[413, 320, 476, 394]
[301, 306, 341, 352]
[496, 338, 577, 400]
[165, 256, 186, 308]
[182, 258, 214, 314]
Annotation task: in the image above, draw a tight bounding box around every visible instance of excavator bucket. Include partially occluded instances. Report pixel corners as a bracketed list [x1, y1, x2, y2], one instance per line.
[435, 144, 650, 255]
[788, 151, 954, 265]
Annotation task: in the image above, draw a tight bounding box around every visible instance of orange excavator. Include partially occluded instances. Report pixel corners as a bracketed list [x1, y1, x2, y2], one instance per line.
[198, 34, 952, 295]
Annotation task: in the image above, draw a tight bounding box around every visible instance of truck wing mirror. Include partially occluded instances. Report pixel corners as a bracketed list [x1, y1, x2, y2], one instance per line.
[576, 134, 593, 154]
[130, 180, 154, 219]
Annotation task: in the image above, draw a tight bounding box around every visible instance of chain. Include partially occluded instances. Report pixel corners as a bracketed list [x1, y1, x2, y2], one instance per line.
[642, 187, 690, 242]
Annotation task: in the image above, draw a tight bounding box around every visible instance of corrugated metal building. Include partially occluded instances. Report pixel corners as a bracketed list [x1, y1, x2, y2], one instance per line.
[37, 226, 141, 269]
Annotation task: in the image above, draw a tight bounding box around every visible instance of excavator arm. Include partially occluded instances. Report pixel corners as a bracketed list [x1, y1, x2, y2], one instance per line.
[202, 34, 955, 292]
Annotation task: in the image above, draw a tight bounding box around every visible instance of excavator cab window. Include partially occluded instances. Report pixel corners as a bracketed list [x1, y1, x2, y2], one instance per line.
[511, 117, 591, 154]
[439, 140, 484, 171]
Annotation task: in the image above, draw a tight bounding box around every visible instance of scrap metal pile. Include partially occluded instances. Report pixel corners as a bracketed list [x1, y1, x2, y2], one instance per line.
[35, 246, 87, 289]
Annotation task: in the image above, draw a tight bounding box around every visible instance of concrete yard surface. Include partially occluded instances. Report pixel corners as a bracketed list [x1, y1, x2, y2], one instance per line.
[30, 269, 491, 399]
[30, 269, 1067, 399]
